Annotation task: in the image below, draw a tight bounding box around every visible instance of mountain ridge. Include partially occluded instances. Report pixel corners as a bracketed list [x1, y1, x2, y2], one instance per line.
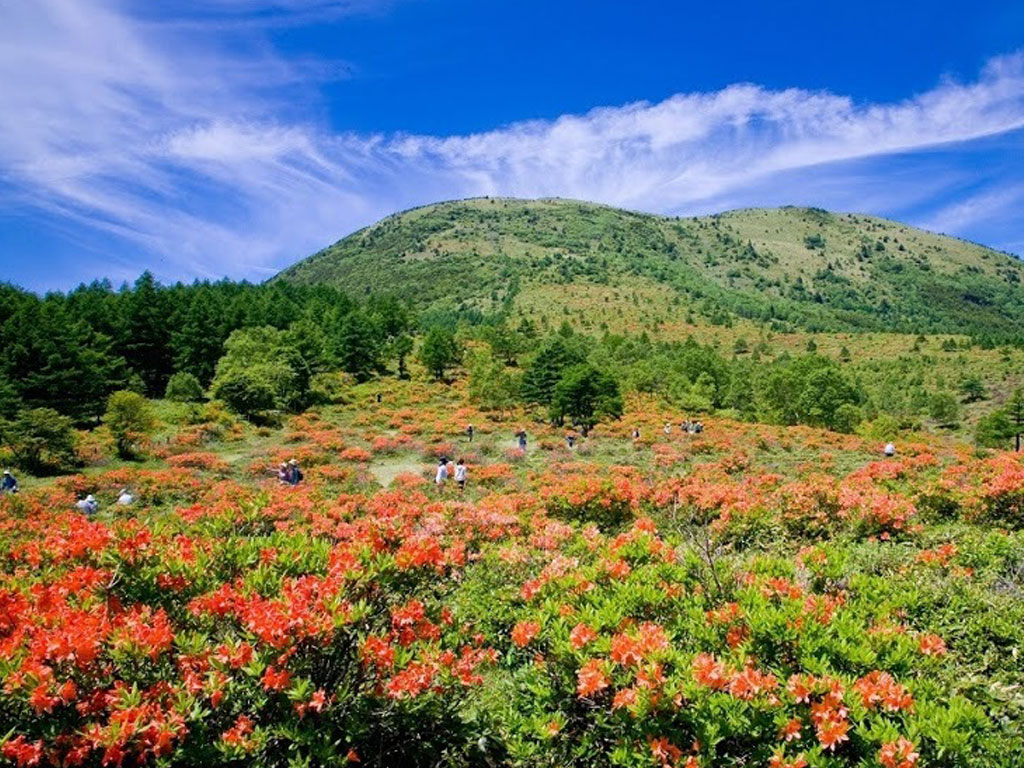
[276, 197, 1024, 339]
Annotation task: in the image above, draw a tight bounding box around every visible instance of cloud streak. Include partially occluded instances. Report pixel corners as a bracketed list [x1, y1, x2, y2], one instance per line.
[1, 0, 1023, 289]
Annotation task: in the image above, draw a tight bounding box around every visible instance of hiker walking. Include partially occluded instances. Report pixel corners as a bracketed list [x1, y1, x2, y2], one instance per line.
[466, 424, 474, 443]
[516, 430, 527, 451]
[454, 459, 468, 493]
[435, 458, 449, 489]
[0, 469, 18, 494]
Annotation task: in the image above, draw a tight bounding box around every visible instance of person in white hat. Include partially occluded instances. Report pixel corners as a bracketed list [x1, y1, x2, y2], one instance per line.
[76, 494, 98, 516]
[288, 459, 303, 485]
[117, 488, 134, 506]
[1, 470, 18, 494]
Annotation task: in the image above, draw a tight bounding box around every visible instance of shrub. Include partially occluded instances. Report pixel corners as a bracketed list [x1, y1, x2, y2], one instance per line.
[928, 391, 961, 428]
[165, 371, 204, 402]
[833, 403, 863, 434]
[210, 327, 308, 419]
[1, 407, 76, 473]
[104, 390, 157, 459]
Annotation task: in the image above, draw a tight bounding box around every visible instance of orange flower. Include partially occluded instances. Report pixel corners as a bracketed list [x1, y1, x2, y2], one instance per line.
[612, 687, 638, 709]
[780, 717, 802, 742]
[918, 633, 947, 656]
[569, 623, 597, 649]
[648, 737, 683, 767]
[511, 620, 541, 648]
[222, 714, 255, 749]
[816, 716, 849, 751]
[853, 670, 913, 711]
[576, 659, 610, 697]
[261, 666, 291, 692]
[879, 737, 919, 768]
[691, 652, 728, 690]
[610, 633, 643, 666]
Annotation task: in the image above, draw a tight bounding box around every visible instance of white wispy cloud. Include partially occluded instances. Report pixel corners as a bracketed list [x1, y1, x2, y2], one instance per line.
[0, 0, 1022, 289]
[918, 184, 1024, 236]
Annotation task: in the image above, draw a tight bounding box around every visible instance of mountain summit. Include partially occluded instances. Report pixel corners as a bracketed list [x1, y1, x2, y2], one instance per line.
[276, 198, 1024, 337]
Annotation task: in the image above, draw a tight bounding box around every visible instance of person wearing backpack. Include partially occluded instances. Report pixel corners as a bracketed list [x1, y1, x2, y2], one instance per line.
[288, 459, 303, 485]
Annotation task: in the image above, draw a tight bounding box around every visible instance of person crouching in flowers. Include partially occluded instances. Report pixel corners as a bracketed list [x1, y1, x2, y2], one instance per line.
[1, 469, 18, 494]
[75, 494, 98, 516]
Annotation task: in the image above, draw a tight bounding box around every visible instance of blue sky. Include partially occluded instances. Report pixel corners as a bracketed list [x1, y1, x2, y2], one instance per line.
[1, 0, 1023, 292]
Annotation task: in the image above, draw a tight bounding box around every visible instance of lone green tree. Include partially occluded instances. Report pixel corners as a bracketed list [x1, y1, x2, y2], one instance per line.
[391, 333, 414, 379]
[333, 310, 381, 382]
[521, 336, 586, 406]
[549, 364, 623, 436]
[419, 328, 461, 381]
[210, 326, 308, 420]
[958, 375, 987, 403]
[104, 391, 156, 459]
[1012, 388, 1024, 452]
[928, 391, 961, 428]
[979, 388, 1024, 450]
[165, 372, 204, 403]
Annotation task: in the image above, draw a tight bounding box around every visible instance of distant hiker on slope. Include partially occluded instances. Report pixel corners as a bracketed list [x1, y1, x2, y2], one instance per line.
[466, 424, 474, 443]
[884, 442, 896, 458]
[516, 430, 527, 451]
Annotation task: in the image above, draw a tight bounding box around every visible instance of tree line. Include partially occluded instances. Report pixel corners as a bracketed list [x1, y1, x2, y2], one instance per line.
[0, 273, 414, 424]
[2, 272, 1021, 475]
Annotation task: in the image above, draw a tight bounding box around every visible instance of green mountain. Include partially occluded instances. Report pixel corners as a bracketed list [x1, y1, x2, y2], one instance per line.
[276, 198, 1024, 338]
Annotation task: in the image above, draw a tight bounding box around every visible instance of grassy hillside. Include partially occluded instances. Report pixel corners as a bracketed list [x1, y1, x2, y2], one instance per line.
[277, 198, 1024, 338]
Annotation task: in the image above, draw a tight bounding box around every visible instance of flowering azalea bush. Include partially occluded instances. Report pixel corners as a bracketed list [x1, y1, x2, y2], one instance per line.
[1, 387, 1022, 767]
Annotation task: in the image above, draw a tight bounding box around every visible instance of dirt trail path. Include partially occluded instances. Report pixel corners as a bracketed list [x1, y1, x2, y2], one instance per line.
[368, 456, 424, 487]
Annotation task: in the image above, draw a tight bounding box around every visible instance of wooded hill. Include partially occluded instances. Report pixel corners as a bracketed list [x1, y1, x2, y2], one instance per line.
[277, 198, 1024, 341]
